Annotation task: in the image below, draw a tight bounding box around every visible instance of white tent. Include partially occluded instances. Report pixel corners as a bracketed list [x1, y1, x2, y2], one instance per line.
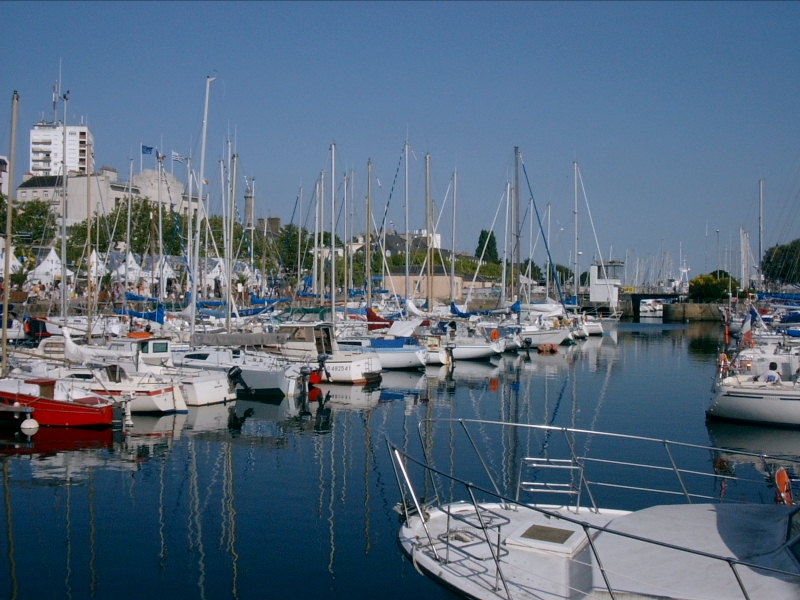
[113, 251, 143, 281]
[88, 249, 108, 280]
[0, 238, 24, 278]
[27, 247, 74, 286]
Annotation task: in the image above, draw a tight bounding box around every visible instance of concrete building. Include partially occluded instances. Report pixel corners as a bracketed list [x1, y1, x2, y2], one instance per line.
[29, 120, 94, 176]
[16, 166, 195, 227]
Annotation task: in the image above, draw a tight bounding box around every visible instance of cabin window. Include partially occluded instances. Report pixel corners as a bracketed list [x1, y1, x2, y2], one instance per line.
[152, 342, 169, 353]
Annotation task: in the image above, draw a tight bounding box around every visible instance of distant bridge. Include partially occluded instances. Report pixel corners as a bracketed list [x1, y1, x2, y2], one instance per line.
[629, 293, 683, 320]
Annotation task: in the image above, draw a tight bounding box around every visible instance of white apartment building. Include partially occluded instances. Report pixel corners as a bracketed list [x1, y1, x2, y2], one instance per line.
[29, 120, 94, 176]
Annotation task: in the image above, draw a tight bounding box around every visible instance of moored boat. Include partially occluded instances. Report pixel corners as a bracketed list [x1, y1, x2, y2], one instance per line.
[0, 377, 115, 427]
[389, 419, 800, 600]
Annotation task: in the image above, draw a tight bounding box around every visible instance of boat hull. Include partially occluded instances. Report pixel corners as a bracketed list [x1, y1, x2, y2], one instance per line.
[0, 388, 114, 428]
[707, 377, 800, 426]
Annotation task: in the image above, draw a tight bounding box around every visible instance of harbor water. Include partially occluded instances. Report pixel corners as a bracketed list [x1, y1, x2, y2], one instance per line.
[1, 321, 784, 600]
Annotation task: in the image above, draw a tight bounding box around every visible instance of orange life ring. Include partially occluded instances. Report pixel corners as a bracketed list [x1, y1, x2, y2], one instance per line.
[489, 329, 500, 341]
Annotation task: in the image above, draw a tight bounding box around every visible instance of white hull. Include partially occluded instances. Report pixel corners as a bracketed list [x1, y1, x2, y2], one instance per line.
[369, 347, 426, 369]
[450, 340, 503, 361]
[516, 327, 571, 348]
[390, 421, 800, 600]
[707, 376, 800, 426]
[172, 346, 301, 397]
[399, 502, 799, 600]
[179, 372, 236, 406]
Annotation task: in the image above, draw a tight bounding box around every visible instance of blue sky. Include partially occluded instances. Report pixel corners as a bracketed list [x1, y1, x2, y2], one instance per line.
[2, 1, 799, 283]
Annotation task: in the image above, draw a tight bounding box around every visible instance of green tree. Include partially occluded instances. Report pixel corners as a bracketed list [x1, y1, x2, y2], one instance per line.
[475, 230, 500, 264]
[0, 197, 57, 249]
[762, 239, 800, 285]
[689, 272, 739, 302]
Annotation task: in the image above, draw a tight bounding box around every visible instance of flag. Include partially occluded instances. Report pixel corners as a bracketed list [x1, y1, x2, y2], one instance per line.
[740, 314, 753, 347]
[142, 145, 154, 155]
[171, 151, 186, 163]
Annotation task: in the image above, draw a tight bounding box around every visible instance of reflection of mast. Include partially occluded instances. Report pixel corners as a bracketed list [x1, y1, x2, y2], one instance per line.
[222, 437, 239, 597]
[3, 462, 18, 596]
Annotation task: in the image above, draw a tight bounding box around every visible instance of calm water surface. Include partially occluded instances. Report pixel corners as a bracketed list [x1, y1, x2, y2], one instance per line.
[2, 321, 786, 599]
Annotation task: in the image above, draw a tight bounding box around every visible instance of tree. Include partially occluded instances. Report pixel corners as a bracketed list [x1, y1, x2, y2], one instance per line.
[0, 197, 57, 249]
[689, 272, 739, 302]
[475, 230, 499, 264]
[762, 239, 800, 285]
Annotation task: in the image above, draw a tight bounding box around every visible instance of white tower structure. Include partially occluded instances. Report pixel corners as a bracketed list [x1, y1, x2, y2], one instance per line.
[29, 119, 94, 176]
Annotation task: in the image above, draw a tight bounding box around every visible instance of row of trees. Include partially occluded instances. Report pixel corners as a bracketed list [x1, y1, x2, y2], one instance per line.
[6, 195, 798, 297]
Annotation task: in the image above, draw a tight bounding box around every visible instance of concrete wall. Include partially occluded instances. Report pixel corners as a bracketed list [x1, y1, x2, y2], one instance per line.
[663, 302, 722, 322]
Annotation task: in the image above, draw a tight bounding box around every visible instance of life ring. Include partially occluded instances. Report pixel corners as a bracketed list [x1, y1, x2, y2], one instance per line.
[775, 467, 793, 505]
[489, 329, 500, 341]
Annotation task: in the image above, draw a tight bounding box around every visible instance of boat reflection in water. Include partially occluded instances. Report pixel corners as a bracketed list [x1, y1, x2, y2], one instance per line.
[707, 421, 800, 480]
[0, 425, 114, 459]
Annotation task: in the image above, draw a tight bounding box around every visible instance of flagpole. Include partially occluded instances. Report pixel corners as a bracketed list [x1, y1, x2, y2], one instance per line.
[139, 142, 142, 173]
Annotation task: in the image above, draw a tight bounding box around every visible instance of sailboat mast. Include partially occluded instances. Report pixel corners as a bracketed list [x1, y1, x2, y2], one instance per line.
[573, 161, 579, 306]
[500, 181, 510, 306]
[2, 91, 19, 377]
[404, 141, 410, 303]
[86, 141, 93, 343]
[190, 75, 215, 339]
[513, 146, 521, 301]
[124, 158, 132, 320]
[425, 153, 432, 309]
[366, 160, 372, 308]
[330, 143, 336, 325]
[450, 170, 457, 303]
[758, 179, 764, 291]
[60, 91, 69, 321]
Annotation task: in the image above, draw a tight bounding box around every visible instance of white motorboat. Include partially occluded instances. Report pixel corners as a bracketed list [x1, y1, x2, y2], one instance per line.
[707, 372, 800, 426]
[389, 420, 800, 600]
[265, 320, 382, 385]
[171, 345, 302, 397]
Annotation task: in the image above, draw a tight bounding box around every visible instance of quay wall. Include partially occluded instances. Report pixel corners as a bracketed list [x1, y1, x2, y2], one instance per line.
[662, 302, 722, 322]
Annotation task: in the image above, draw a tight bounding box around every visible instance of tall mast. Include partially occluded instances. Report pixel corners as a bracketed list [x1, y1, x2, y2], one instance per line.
[366, 160, 372, 308]
[190, 75, 215, 339]
[2, 91, 19, 376]
[513, 146, 521, 301]
[124, 158, 132, 320]
[758, 179, 764, 291]
[450, 170, 457, 302]
[404, 140, 410, 303]
[60, 90, 69, 321]
[86, 141, 93, 343]
[330, 143, 336, 325]
[425, 153, 432, 309]
[573, 160, 579, 306]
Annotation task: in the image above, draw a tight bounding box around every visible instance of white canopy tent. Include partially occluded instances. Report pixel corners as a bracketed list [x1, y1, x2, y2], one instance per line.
[27, 247, 74, 286]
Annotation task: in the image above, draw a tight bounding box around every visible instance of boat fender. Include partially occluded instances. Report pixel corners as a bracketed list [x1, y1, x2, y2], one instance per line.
[489, 329, 500, 341]
[775, 467, 793, 505]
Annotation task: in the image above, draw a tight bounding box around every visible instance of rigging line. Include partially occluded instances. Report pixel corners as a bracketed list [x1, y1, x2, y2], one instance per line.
[576, 166, 609, 279]
[464, 186, 506, 305]
[521, 160, 567, 306]
[376, 145, 404, 239]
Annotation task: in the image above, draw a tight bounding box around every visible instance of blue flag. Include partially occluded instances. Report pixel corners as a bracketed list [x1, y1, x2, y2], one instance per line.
[142, 145, 154, 155]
